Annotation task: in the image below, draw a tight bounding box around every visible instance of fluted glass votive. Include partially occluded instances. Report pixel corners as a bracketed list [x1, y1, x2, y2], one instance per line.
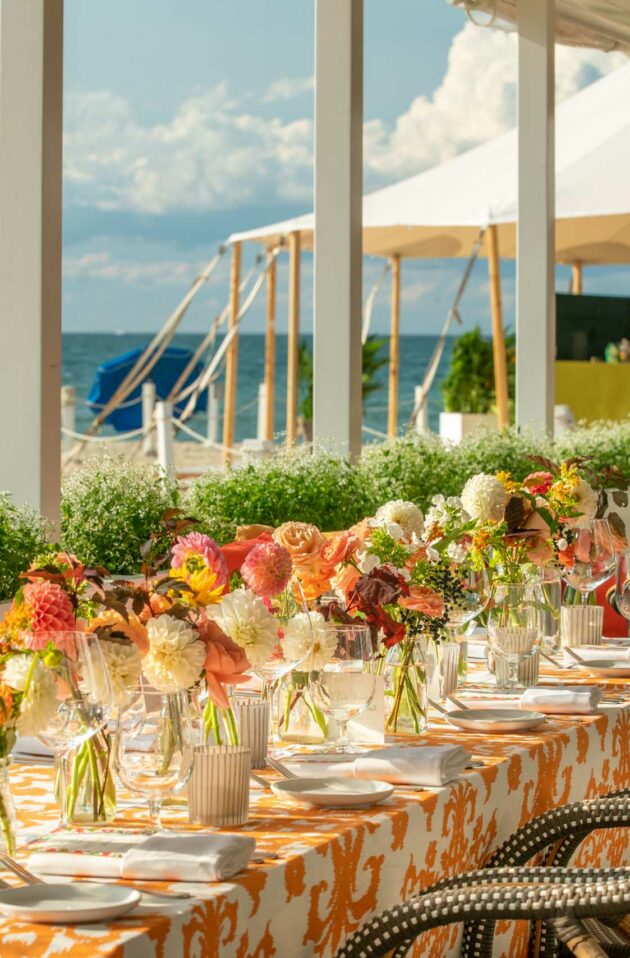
[188, 745, 251, 827]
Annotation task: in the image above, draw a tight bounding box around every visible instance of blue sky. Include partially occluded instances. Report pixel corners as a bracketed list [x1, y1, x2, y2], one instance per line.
[62, 0, 628, 335]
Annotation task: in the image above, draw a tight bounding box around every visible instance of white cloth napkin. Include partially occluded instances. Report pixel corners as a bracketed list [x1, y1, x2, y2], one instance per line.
[520, 686, 603, 714]
[288, 744, 471, 788]
[29, 831, 255, 882]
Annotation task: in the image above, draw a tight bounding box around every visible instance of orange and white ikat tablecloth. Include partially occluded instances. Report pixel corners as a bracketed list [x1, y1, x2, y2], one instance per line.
[4, 682, 630, 958]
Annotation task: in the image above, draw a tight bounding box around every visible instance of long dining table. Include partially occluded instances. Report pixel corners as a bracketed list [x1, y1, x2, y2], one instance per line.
[3, 664, 630, 958]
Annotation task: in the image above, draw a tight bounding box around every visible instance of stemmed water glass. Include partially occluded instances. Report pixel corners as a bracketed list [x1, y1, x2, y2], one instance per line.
[310, 624, 375, 753]
[35, 631, 113, 826]
[487, 582, 542, 688]
[615, 551, 630, 624]
[561, 518, 616, 603]
[116, 684, 194, 828]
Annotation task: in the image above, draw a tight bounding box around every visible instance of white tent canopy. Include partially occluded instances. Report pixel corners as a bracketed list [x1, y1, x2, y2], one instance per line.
[230, 61, 630, 264]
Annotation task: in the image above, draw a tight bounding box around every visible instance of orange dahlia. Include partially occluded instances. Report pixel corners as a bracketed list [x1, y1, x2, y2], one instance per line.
[22, 581, 75, 646]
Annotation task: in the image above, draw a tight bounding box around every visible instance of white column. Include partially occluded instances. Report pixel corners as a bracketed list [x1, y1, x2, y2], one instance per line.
[0, 0, 63, 526]
[141, 381, 157, 456]
[60, 386, 76, 454]
[414, 387, 430, 435]
[313, 0, 363, 459]
[155, 401, 175, 477]
[257, 382, 267, 441]
[516, 0, 555, 433]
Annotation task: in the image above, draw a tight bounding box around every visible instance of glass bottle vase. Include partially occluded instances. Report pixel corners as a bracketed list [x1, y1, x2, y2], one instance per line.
[55, 732, 117, 826]
[384, 639, 428, 736]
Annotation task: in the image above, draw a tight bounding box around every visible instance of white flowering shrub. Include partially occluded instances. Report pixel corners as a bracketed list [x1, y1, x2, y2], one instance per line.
[61, 456, 178, 573]
[187, 447, 372, 542]
[0, 493, 47, 600]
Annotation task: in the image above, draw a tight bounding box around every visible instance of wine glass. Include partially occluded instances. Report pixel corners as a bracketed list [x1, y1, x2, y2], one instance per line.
[615, 552, 630, 624]
[561, 518, 616, 604]
[35, 631, 113, 827]
[116, 684, 194, 827]
[487, 582, 542, 688]
[445, 567, 489, 640]
[310, 624, 375, 753]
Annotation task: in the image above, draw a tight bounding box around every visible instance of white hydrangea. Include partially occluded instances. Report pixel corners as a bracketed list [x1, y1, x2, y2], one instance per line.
[143, 614, 206, 692]
[208, 588, 278, 667]
[373, 500, 424, 539]
[460, 474, 507, 523]
[567, 479, 598, 529]
[94, 641, 142, 707]
[3, 655, 57, 736]
[282, 612, 338, 672]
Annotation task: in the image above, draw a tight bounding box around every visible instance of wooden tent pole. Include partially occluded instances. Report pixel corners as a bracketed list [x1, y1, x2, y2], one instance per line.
[264, 251, 277, 440]
[222, 241, 241, 463]
[487, 225, 509, 429]
[286, 232, 301, 444]
[571, 262, 583, 294]
[387, 254, 401, 438]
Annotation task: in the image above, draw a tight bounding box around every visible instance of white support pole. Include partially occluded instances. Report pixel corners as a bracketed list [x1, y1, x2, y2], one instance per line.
[257, 383, 267, 441]
[516, 0, 555, 434]
[0, 0, 63, 527]
[155, 401, 175, 477]
[61, 386, 76, 454]
[206, 384, 219, 444]
[141, 381, 157, 456]
[313, 0, 363, 459]
[413, 386, 430, 435]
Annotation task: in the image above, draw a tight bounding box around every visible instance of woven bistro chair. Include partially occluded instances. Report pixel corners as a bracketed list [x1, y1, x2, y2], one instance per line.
[462, 791, 630, 958]
[333, 866, 630, 958]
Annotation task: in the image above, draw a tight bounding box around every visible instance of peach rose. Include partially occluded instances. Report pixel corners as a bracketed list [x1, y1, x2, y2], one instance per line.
[319, 531, 360, 577]
[330, 562, 361, 598]
[273, 522, 324, 572]
[521, 510, 554, 568]
[199, 619, 251, 710]
[399, 586, 444, 618]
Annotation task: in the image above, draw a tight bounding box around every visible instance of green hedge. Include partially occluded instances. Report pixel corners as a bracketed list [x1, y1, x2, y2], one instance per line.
[1, 422, 629, 596]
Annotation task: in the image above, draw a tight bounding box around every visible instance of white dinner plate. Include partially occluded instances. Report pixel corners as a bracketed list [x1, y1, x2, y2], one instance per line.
[446, 708, 546, 733]
[271, 777, 394, 808]
[576, 659, 630, 678]
[0, 883, 141, 924]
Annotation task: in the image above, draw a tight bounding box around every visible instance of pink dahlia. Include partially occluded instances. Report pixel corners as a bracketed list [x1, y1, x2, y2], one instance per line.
[22, 581, 76, 650]
[241, 540, 292, 599]
[171, 532, 229, 588]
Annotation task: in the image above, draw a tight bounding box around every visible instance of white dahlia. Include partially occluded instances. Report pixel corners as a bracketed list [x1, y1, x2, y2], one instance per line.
[143, 614, 205, 692]
[567, 479, 598, 529]
[96, 641, 142, 707]
[461, 474, 507, 523]
[208, 588, 278, 667]
[374, 500, 425, 539]
[3, 655, 57, 736]
[282, 612, 338, 672]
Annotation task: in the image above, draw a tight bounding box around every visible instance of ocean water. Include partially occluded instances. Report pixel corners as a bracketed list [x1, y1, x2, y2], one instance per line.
[62, 333, 454, 443]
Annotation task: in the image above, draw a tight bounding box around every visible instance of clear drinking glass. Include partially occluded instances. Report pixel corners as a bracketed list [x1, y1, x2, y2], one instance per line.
[561, 518, 616, 604]
[310, 624, 375, 753]
[615, 552, 630, 624]
[36, 631, 113, 824]
[538, 575, 562, 653]
[116, 686, 194, 827]
[487, 582, 542, 688]
[445, 567, 489, 640]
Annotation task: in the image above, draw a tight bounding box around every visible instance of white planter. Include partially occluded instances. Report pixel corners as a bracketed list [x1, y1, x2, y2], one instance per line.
[439, 412, 497, 444]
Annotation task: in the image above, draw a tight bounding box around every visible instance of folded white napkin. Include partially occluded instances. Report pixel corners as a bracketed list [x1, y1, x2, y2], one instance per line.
[520, 686, 603, 714]
[29, 831, 255, 882]
[288, 744, 471, 788]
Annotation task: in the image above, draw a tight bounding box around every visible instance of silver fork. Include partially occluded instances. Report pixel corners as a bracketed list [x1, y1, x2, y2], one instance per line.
[266, 756, 300, 779]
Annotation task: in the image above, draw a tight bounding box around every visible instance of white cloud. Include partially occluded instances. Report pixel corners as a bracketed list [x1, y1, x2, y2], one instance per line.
[364, 23, 626, 181]
[63, 25, 626, 216]
[262, 76, 314, 103]
[63, 251, 197, 285]
[64, 83, 313, 214]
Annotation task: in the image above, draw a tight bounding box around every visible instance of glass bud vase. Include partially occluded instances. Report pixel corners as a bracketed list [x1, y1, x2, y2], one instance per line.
[384, 639, 428, 736]
[277, 671, 327, 746]
[0, 758, 16, 855]
[56, 732, 117, 826]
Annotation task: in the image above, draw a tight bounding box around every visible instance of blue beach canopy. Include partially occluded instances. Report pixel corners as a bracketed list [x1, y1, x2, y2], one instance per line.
[87, 346, 207, 432]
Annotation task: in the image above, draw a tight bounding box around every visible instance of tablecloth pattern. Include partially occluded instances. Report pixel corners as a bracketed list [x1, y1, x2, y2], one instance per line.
[3, 675, 630, 958]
